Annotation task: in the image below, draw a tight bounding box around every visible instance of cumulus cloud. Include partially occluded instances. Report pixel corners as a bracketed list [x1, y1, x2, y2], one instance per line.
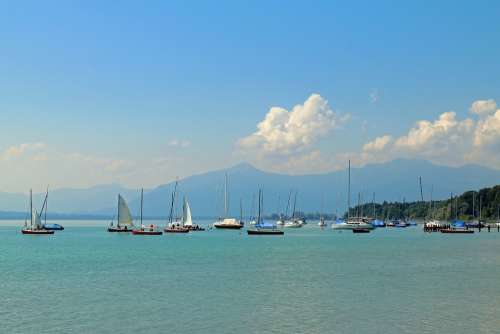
[358, 98, 500, 169]
[470, 99, 497, 116]
[238, 94, 347, 156]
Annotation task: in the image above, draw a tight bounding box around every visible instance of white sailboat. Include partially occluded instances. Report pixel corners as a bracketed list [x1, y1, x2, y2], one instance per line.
[182, 197, 204, 231]
[132, 189, 162, 235]
[22, 189, 54, 235]
[108, 194, 134, 232]
[332, 161, 374, 231]
[165, 181, 189, 233]
[214, 173, 243, 229]
[284, 192, 303, 228]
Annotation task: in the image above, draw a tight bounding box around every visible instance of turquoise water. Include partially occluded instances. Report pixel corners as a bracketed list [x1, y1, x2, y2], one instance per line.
[1, 220, 500, 334]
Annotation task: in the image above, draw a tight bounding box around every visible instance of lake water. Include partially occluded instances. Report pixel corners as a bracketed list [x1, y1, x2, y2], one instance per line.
[1, 220, 499, 334]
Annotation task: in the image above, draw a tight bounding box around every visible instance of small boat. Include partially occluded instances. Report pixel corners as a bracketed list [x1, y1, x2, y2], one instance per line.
[441, 228, 474, 234]
[371, 219, 386, 228]
[284, 192, 303, 228]
[108, 194, 134, 232]
[39, 187, 64, 231]
[22, 189, 54, 235]
[43, 223, 64, 231]
[164, 181, 190, 233]
[318, 217, 327, 227]
[133, 189, 163, 235]
[394, 220, 408, 228]
[247, 190, 284, 236]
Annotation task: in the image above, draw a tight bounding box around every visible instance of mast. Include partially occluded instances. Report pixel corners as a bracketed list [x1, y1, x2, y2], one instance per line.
[285, 190, 291, 218]
[472, 192, 475, 219]
[292, 191, 297, 219]
[372, 192, 376, 219]
[239, 198, 243, 222]
[169, 181, 178, 224]
[347, 160, 351, 221]
[140, 188, 143, 226]
[30, 189, 33, 228]
[45, 186, 48, 225]
[257, 189, 262, 225]
[224, 173, 228, 218]
[117, 194, 120, 227]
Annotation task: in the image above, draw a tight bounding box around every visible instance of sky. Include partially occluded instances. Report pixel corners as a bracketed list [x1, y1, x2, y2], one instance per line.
[0, 0, 499, 192]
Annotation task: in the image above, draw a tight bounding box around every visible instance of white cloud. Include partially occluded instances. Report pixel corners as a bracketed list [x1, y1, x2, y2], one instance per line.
[168, 139, 191, 148]
[238, 94, 347, 156]
[357, 99, 500, 169]
[470, 99, 497, 116]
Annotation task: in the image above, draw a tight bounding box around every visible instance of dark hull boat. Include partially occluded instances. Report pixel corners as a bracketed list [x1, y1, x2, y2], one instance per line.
[133, 229, 163, 235]
[214, 224, 243, 230]
[108, 227, 133, 233]
[187, 225, 205, 231]
[43, 223, 64, 231]
[22, 229, 54, 235]
[247, 228, 284, 235]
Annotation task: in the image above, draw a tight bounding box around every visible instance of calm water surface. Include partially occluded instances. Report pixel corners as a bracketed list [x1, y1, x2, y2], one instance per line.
[1, 220, 499, 334]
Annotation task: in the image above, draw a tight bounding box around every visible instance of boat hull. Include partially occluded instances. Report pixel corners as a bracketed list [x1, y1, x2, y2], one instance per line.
[22, 229, 54, 235]
[164, 228, 190, 233]
[247, 229, 284, 235]
[108, 227, 133, 233]
[43, 224, 64, 231]
[441, 229, 474, 234]
[352, 228, 371, 233]
[214, 224, 243, 230]
[332, 223, 374, 230]
[132, 230, 163, 235]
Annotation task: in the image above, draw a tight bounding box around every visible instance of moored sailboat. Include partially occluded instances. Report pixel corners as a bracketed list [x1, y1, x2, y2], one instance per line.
[214, 173, 243, 230]
[165, 181, 190, 233]
[108, 194, 134, 232]
[183, 197, 204, 231]
[133, 189, 162, 235]
[247, 190, 284, 235]
[22, 189, 54, 235]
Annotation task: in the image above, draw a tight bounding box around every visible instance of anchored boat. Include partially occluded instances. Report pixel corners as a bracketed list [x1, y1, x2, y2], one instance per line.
[214, 173, 243, 230]
[108, 194, 134, 232]
[165, 181, 190, 233]
[247, 190, 284, 235]
[133, 189, 163, 235]
[22, 189, 54, 235]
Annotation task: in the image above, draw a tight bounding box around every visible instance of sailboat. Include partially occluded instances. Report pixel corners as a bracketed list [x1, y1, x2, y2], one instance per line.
[183, 197, 204, 231]
[214, 173, 243, 229]
[247, 190, 284, 235]
[276, 191, 291, 227]
[108, 194, 134, 232]
[165, 181, 189, 233]
[284, 192, 304, 228]
[133, 189, 162, 235]
[39, 187, 64, 231]
[22, 189, 54, 235]
[318, 194, 327, 227]
[332, 161, 374, 231]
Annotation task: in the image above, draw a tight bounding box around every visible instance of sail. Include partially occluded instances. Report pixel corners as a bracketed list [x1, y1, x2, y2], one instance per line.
[32, 209, 42, 229]
[118, 195, 134, 226]
[182, 198, 193, 226]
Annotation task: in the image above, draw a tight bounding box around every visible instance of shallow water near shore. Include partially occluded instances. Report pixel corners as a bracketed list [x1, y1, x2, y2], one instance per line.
[1, 220, 500, 334]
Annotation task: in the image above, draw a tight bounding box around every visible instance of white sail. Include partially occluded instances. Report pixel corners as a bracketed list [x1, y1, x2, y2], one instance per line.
[32, 209, 42, 229]
[118, 195, 134, 227]
[182, 198, 193, 227]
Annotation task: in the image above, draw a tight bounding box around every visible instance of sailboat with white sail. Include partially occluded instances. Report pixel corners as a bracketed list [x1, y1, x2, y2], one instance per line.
[165, 181, 190, 233]
[22, 189, 54, 235]
[183, 197, 204, 231]
[332, 160, 374, 231]
[108, 194, 134, 232]
[214, 173, 243, 229]
[133, 189, 162, 235]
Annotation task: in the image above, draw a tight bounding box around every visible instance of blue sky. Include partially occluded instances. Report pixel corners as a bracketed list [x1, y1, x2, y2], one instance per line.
[1, 1, 499, 191]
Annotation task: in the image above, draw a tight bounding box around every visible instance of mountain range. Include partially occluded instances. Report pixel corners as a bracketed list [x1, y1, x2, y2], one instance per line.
[1, 159, 499, 218]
